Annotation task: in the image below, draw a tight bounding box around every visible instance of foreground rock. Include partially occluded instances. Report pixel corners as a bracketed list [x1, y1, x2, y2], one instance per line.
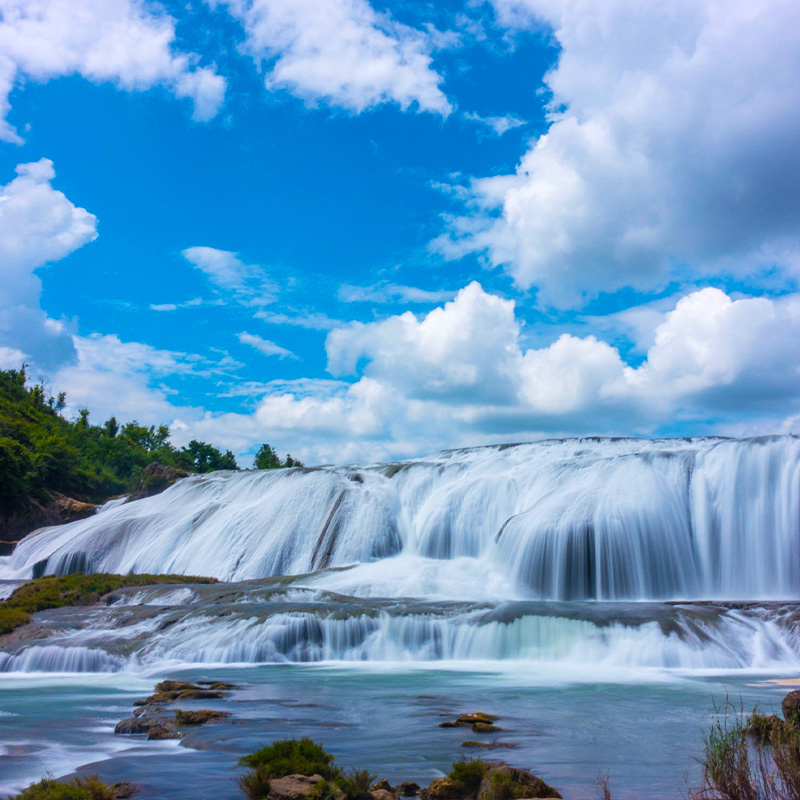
[420, 762, 561, 800]
[268, 775, 345, 800]
[478, 765, 562, 800]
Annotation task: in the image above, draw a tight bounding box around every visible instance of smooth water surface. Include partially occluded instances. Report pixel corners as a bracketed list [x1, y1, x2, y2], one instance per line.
[1, 664, 796, 800]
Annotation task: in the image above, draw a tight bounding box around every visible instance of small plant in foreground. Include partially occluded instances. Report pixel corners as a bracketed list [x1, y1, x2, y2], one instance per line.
[447, 759, 488, 796]
[11, 775, 115, 800]
[334, 769, 376, 800]
[690, 699, 800, 800]
[239, 737, 338, 780]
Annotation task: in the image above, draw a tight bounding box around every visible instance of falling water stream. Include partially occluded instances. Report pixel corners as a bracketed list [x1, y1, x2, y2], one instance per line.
[1, 437, 800, 798]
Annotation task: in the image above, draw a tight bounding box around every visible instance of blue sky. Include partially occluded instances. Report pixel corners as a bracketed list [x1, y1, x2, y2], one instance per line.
[1, 0, 799, 465]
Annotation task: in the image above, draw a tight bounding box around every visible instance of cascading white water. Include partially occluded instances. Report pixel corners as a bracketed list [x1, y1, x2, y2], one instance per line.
[2, 436, 799, 601]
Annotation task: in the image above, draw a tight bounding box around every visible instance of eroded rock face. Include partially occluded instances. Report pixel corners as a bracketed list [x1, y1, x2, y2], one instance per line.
[396, 783, 420, 796]
[0, 494, 96, 552]
[127, 463, 188, 502]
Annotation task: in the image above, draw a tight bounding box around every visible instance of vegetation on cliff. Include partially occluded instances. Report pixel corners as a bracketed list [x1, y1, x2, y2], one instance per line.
[0, 573, 216, 635]
[0, 367, 239, 519]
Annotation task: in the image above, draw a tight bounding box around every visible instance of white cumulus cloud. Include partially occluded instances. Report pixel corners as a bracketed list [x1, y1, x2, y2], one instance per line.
[439, 0, 800, 306]
[0, 158, 97, 368]
[0, 0, 226, 142]
[215, 0, 452, 115]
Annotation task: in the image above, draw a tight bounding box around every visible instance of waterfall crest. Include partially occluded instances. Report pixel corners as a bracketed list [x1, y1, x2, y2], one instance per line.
[3, 436, 799, 602]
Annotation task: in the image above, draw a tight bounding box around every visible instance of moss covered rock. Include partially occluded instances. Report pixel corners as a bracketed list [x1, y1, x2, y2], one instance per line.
[471, 724, 501, 734]
[174, 708, 231, 725]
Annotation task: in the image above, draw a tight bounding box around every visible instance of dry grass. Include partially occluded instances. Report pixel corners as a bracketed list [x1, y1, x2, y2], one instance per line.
[690, 700, 800, 800]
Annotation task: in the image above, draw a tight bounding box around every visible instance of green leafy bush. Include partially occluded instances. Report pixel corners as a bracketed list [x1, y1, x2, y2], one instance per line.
[309, 780, 339, 800]
[447, 759, 488, 796]
[239, 737, 338, 780]
[334, 769, 376, 800]
[12, 775, 115, 800]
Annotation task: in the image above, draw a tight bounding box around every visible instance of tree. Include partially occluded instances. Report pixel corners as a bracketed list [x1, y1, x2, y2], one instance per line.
[179, 440, 239, 473]
[254, 444, 282, 470]
[254, 444, 303, 470]
[103, 417, 119, 438]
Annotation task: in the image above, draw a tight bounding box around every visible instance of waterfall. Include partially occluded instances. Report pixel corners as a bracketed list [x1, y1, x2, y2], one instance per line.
[2, 436, 799, 602]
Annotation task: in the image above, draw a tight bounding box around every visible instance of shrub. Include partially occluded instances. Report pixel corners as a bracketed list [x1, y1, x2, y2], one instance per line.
[482, 772, 524, 800]
[239, 765, 272, 800]
[310, 780, 340, 800]
[691, 701, 800, 800]
[13, 775, 115, 800]
[239, 738, 338, 780]
[334, 769, 376, 800]
[447, 760, 488, 796]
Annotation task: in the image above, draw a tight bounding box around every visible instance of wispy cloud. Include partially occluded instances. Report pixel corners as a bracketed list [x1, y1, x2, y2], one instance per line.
[254, 309, 341, 330]
[182, 246, 277, 307]
[463, 111, 526, 136]
[338, 282, 455, 304]
[237, 331, 297, 359]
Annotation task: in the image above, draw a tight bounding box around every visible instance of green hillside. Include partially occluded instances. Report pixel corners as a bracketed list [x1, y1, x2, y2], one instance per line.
[0, 366, 239, 517]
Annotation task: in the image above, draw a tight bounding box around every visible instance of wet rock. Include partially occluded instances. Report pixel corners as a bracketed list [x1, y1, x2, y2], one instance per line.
[155, 680, 196, 693]
[471, 723, 501, 734]
[147, 722, 183, 740]
[144, 682, 226, 704]
[457, 714, 498, 725]
[461, 742, 517, 750]
[197, 680, 238, 690]
[115, 717, 155, 735]
[111, 782, 139, 799]
[396, 782, 420, 796]
[440, 713, 501, 730]
[174, 708, 231, 725]
[783, 690, 800, 725]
